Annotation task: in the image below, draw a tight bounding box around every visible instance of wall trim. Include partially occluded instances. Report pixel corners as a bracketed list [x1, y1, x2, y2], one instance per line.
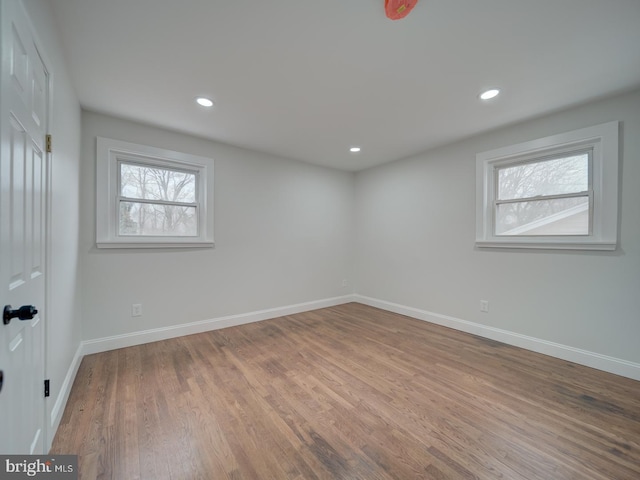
[81, 295, 356, 356]
[48, 343, 84, 448]
[354, 295, 640, 381]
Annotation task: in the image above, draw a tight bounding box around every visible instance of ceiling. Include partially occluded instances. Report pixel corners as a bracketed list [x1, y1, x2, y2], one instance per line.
[50, 0, 640, 171]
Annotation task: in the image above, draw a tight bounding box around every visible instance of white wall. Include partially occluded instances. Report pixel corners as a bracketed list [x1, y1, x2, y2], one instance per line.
[355, 89, 640, 368]
[22, 0, 83, 448]
[80, 112, 355, 341]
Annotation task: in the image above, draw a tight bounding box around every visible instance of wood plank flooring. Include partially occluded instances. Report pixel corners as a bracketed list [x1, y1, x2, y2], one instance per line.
[51, 303, 640, 479]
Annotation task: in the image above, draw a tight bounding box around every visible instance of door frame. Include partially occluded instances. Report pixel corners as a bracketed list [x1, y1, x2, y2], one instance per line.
[40, 37, 53, 454]
[31, 4, 54, 452]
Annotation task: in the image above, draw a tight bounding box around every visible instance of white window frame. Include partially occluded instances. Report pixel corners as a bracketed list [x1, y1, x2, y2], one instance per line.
[96, 137, 214, 248]
[475, 121, 619, 250]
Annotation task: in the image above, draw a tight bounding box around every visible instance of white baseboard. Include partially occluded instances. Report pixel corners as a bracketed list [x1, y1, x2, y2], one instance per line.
[354, 294, 640, 381]
[80, 294, 356, 356]
[48, 342, 84, 449]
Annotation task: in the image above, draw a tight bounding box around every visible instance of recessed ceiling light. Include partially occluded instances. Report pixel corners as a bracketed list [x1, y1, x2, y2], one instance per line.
[480, 89, 500, 100]
[196, 97, 214, 107]
[350, 146, 361, 153]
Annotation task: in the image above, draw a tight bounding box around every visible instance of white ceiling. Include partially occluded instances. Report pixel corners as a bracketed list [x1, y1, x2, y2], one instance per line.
[50, 0, 640, 171]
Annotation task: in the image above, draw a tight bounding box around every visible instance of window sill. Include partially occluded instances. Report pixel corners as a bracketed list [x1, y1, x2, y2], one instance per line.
[97, 240, 215, 249]
[475, 240, 616, 251]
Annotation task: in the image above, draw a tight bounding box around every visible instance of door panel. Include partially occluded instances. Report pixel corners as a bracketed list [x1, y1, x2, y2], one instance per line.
[9, 115, 27, 289]
[10, 22, 28, 103]
[1, 0, 48, 454]
[31, 143, 44, 278]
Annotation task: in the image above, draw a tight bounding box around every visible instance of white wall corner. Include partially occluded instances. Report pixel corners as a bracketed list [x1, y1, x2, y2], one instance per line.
[353, 295, 640, 382]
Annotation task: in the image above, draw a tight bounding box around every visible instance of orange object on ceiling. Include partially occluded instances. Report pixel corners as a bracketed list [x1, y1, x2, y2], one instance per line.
[385, 0, 419, 20]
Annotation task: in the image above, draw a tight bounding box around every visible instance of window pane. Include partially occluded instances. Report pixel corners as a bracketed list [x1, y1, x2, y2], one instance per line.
[119, 202, 197, 236]
[497, 153, 588, 200]
[496, 196, 589, 236]
[120, 163, 196, 203]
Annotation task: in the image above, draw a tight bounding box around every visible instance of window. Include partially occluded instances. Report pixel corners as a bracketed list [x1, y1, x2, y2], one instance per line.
[97, 137, 214, 248]
[476, 122, 618, 250]
[495, 150, 591, 236]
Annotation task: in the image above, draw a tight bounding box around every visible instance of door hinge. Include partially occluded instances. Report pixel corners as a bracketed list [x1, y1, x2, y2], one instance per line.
[44, 379, 50, 397]
[46, 134, 52, 153]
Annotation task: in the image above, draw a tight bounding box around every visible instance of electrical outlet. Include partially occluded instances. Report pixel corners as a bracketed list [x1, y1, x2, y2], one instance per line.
[132, 304, 142, 317]
[342, 279, 349, 287]
[480, 300, 489, 313]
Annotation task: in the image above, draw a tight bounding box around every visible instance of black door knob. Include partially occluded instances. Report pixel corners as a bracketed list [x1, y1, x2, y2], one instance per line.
[3, 305, 38, 325]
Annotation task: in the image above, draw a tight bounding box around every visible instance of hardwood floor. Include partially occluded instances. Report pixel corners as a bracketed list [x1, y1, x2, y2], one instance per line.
[51, 303, 640, 479]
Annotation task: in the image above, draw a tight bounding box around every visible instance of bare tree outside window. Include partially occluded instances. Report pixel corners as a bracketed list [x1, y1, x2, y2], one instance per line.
[495, 152, 590, 235]
[119, 163, 198, 236]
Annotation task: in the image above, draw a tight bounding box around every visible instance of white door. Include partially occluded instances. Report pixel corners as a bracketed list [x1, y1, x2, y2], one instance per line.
[0, 0, 48, 454]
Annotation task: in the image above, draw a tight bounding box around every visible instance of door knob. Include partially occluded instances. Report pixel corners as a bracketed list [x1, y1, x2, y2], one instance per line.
[3, 305, 38, 325]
